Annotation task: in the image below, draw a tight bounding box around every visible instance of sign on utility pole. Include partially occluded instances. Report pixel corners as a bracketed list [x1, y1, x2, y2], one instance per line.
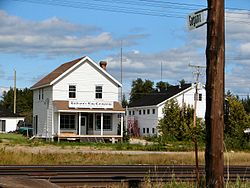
[188, 1, 225, 187]
[187, 8, 207, 187]
[188, 9, 207, 30]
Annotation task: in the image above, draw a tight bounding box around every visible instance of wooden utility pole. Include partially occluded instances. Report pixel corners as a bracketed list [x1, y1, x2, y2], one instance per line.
[205, 0, 225, 187]
[13, 69, 16, 114]
[120, 40, 123, 103]
[189, 64, 206, 185]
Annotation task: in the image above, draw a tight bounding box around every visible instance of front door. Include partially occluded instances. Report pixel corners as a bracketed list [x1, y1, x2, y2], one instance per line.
[81, 116, 87, 135]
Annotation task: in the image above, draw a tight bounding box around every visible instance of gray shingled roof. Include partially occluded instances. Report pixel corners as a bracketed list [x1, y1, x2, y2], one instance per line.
[129, 83, 192, 107]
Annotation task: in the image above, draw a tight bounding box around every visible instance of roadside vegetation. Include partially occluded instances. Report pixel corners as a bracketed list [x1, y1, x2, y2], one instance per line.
[0, 133, 249, 166]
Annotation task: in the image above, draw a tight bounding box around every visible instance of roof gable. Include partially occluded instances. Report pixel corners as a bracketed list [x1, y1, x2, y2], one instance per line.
[129, 83, 192, 107]
[31, 56, 121, 89]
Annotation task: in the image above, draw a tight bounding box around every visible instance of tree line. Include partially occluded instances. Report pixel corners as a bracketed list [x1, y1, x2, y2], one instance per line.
[0, 88, 33, 123]
[127, 78, 186, 105]
[0, 78, 250, 150]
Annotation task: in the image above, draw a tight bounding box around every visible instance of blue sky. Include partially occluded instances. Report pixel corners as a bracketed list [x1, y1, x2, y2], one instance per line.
[1, 0, 250, 98]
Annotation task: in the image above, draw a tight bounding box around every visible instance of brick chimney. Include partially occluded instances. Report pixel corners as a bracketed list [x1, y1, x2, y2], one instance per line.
[99, 61, 107, 71]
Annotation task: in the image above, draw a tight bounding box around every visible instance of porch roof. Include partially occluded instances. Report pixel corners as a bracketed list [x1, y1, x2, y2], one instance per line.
[53, 100, 125, 113]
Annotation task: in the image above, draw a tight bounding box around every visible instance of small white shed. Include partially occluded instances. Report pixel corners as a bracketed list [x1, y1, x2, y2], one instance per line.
[0, 109, 25, 133]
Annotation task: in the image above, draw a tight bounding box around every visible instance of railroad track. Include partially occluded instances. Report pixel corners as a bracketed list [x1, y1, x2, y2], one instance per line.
[0, 165, 249, 187]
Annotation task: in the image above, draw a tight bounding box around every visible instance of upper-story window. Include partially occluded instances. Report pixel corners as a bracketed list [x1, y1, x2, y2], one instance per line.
[95, 85, 102, 99]
[38, 88, 44, 100]
[139, 110, 141, 115]
[199, 93, 202, 101]
[69, 85, 76, 98]
[194, 93, 203, 101]
[41, 89, 44, 100]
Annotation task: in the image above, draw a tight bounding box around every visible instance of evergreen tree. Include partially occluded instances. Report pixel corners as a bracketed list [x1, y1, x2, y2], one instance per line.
[155, 81, 171, 92]
[224, 95, 250, 149]
[0, 88, 33, 123]
[121, 94, 128, 108]
[241, 95, 250, 113]
[129, 78, 154, 104]
[158, 99, 204, 143]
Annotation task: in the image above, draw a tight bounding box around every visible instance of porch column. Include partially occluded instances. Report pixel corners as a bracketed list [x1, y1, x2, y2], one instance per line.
[78, 112, 81, 135]
[57, 112, 60, 135]
[120, 114, 124, 137]
[93, 113, 95, 134]
[57, 112, 60, 143]
[101, 113, 103, 136]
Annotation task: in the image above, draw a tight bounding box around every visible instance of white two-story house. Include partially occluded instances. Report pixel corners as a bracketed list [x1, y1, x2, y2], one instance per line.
[31, 56, 125, 142]
[127, 83, 206, 136]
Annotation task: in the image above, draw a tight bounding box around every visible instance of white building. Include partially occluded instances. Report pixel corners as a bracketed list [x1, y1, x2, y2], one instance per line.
[31, 56, 125, 141]
[127, 83, 206, 136]
[0, 108, 25, 133]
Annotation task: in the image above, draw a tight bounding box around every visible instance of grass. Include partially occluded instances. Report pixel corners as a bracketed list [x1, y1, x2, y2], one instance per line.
[0, 133, 250, 166]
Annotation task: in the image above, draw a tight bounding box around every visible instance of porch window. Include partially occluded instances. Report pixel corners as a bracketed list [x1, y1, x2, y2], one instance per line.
[60, 114, 75, 129]
[0, 120, 6, 132]
[95, 114, 112, 130]
[69, 85, 76, 98]
[95, 85, 102, 99]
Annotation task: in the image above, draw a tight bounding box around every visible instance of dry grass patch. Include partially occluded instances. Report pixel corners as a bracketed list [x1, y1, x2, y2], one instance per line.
[0, 147, 249, 166]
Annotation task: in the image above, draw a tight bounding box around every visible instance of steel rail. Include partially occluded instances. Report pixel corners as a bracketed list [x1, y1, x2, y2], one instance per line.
[0, 165, 249, 186]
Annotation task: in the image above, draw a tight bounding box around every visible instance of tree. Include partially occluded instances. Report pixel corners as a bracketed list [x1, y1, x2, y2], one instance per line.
[224, 95, 250, 149]
[158, 99, 204, 143]
[241, 95, 250, 113]
[155, 81, 171, 92]
[0, 88, 33, 123]
[179, 79, 186, 86]
[121, 94, 128, 108]
[129, 78, 154, 104]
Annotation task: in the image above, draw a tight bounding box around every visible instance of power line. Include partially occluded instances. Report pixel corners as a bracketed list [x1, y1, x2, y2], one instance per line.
[10, 0, 250, 22]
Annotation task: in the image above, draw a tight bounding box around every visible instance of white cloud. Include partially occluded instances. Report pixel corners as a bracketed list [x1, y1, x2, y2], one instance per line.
[0, 10, 146, 56]
[105, 10, 250, 96]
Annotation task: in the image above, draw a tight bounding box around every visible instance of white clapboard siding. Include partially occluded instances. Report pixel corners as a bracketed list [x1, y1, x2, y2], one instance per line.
[128, 85, 206, 136]
[33, 86, 53, 137]
[53, 60, 119, 101]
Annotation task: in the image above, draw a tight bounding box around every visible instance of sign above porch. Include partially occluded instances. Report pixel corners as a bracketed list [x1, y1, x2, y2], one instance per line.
[69, 100, 113, 109]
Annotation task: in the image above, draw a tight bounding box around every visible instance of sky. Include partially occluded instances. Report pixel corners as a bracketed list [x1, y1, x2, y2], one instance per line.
[0, 0, 250, 99]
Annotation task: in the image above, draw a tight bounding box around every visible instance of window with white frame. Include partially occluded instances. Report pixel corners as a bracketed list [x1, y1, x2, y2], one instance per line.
[199, 93, 202, 101]
[95, 85, 103, 99]
[147, 109, 150, 114]
[38, 89, 41, 100]
[60, 114, 75, 129]
[69, 85, 76, 98]
[0, 120, 6, 132]
[41, 88, 44, 100]
[95, 114, 112, 130]
[152, 109, 156, 114]
[103, 114, 112, 130]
